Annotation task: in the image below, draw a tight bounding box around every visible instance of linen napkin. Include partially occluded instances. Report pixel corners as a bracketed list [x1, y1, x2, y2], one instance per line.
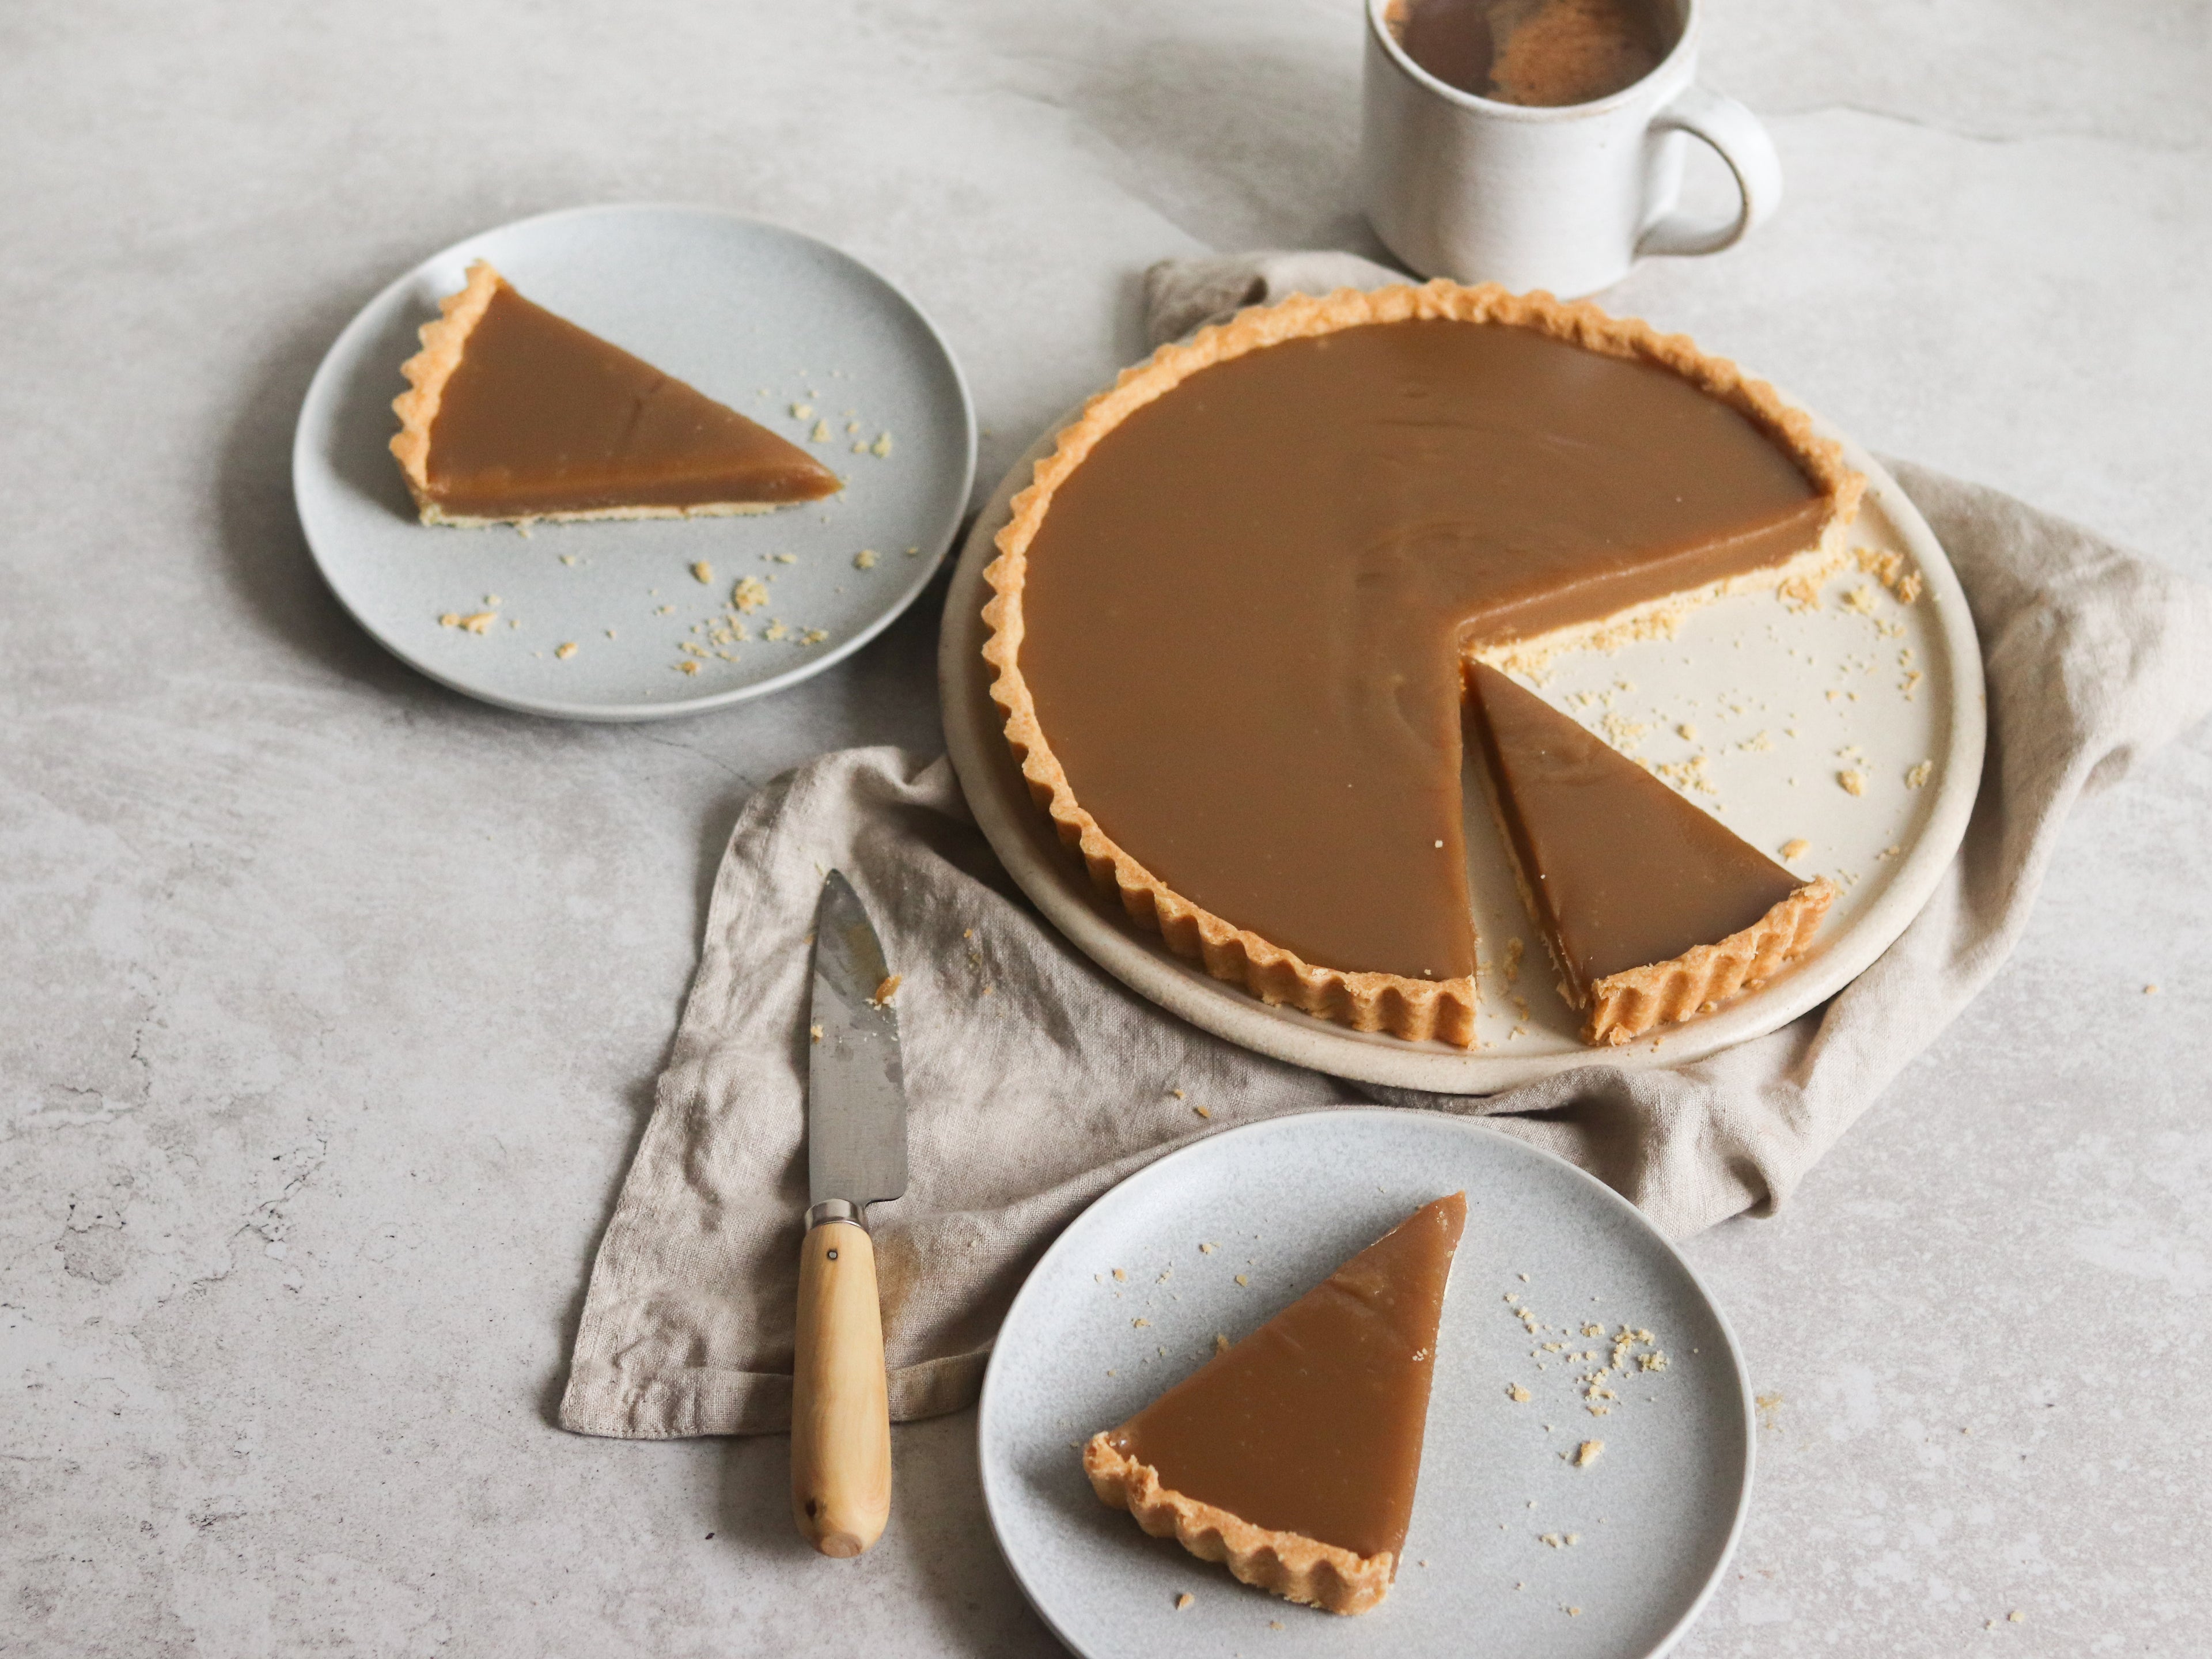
[559, 255, 2212, 1439]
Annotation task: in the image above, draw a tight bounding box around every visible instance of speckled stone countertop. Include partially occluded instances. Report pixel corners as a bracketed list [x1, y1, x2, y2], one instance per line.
[3, 2, 2206, 1654]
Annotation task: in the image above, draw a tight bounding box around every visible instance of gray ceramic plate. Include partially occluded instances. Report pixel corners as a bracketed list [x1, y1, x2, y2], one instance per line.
[979, 1109, 1752, 1659]
[294, 203, 975, 721]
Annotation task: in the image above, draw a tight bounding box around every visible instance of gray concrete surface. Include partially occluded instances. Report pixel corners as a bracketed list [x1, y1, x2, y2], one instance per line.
[3, 1, 2207, 1654]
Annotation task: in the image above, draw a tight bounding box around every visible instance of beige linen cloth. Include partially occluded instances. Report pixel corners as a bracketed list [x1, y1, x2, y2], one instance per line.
[560, 253, 2212, 1439]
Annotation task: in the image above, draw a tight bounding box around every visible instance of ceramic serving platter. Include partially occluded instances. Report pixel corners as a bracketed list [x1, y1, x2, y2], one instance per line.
[979, 1108, 1754, 1659]
[938, 384, 1985, 1092]
[294, 203, 975, 721]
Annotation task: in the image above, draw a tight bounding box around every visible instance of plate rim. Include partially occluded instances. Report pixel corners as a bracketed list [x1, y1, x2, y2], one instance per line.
[291, 200, 978, 724]
[936, 373, 1987, 1090]
[976, 1105, 1758, 1659]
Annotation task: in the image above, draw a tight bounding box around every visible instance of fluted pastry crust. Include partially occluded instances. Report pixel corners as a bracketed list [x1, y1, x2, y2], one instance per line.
[1081, 1434, 1393, 1616]
[981, 281, 1860, 1048]
[1583, 880, 1837, 1046]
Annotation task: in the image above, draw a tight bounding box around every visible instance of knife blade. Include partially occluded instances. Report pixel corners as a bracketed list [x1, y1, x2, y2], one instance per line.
[806, 870, 910, 1216]
[791, 870, 906, 1559]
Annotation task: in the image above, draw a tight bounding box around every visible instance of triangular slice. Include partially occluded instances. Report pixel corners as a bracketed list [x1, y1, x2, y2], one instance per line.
[1466, 662, 1834, 1046]
[1081, 1193, 1466, 1616]
[389, 261, 840, 525]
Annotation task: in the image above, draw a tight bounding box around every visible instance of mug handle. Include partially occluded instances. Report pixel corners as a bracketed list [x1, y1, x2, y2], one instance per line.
[1636, 84, 1783, 258]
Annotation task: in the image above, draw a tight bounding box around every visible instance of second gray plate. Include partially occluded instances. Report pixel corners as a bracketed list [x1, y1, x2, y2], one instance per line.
[294, 203, 975, 721]
[979, 1108, 1753, 1659]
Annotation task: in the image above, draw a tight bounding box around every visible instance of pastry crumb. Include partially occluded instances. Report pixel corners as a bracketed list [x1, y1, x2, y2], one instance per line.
[732, 577, 769, 612]
[1781, 837, 1811, 861]
[854, 548, 878, 569]
[1199, 1242, 1216, 1254]
[871, 432, 893, 457]
[1906, 759, 1933, 789]
[676, 660, 700, 675]
[2145, 983, 2160, 995]
[1897, 572, 1922, 604]
[1112, 1268, 1127, 1281]
[790, 402, 813, 419]
[555, 641, 578, 660]
[809, 419, 832, 442]
[690, 560, 714, 585]
[871, 974, 902, 1006]
[809, 1023, 823, 1043]
[1839, 584, 1880, 616]
[1234, 1274, 1249, 1287]
[1132, 1317, 1149, 1328]
[1574, 1439, 1603, 1467]
[1193, 1104, 1211, 1119]
[1838, 769, 1867, 796]
[1175, 1592, 1193, 1611]
[1214, 1334, 1230, 1357]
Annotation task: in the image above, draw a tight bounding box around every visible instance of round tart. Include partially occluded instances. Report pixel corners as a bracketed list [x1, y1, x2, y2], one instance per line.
[981, 282, 1862, 1048]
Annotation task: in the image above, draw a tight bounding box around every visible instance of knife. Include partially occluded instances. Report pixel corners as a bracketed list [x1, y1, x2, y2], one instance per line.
[792, 870, 909, 1558]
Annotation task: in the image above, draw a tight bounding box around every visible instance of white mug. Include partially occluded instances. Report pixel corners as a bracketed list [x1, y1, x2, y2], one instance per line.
[1358, 0, 1782, 298]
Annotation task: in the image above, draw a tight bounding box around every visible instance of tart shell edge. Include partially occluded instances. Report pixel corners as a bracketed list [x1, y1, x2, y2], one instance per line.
[1080, 1433, 1393, 1616]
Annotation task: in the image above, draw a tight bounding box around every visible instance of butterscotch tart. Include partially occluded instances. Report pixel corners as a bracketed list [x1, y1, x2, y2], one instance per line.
[1083, 1193, 1465, 1615]
[390, 261, 840, 526]
[981, 282, 1863, 1048]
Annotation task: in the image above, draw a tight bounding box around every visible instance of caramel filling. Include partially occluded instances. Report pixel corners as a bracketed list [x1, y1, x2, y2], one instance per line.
[1018, 317, 1828, 982]
[423, 281, 840, 518]
[1467, 662, 1801, 988]
[1105, 1194, 1465, 1563]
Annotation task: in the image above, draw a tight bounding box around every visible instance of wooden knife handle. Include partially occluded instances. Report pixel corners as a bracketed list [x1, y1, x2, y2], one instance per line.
[791, 1218, 890, 1556]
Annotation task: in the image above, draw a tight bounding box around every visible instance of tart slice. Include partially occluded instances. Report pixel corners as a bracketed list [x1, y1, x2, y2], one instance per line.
[389, 261, 840, 525]
[1465, 662, 1834, 1046]
[1082, 1193, 1466, 1615]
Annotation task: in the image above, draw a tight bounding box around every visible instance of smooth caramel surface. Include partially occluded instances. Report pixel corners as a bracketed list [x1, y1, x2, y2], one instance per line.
[1468, 662, 1801, 985]
[1105, 1193, 1465, 1564]
[425, 282, 839, 518]
[1018, 317, 1826, 980]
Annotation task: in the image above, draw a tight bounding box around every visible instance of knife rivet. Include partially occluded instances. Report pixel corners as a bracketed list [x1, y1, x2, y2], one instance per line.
[827, 1248, 839, 1261]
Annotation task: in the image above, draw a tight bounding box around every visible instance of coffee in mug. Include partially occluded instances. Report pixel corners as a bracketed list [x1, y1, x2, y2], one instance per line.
[1361, 0, 1782, 297]
[1390, 0, 1675, 108]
